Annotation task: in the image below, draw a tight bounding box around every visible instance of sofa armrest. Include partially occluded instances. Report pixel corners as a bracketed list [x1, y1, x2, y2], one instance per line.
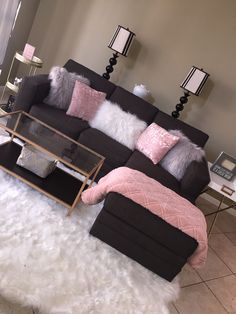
[13, 74, 50, 112]
[180, 158, 210, 203]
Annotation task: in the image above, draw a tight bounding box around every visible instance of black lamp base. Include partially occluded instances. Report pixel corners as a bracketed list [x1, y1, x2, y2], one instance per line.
[172, 91, 190, 119]
[102, 52, 119, 80]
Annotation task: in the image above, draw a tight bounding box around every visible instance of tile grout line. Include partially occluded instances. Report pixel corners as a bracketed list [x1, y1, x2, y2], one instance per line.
[203, 273, 235, 284]
[172, 302, 181, 314]
[180, 273, 236, 289]
[180, 281, 202, 289]
[204, 281, 230, 314]
[209, 244, 235, 274]
[180, 272, 234, 289]
[196, 273, 233, 286]
[208, 235, 235, 274]
[224, 232, 236, 246]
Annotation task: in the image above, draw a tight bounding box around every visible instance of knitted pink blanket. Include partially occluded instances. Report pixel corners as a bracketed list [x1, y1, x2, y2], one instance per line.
[82, 167, 208, 268]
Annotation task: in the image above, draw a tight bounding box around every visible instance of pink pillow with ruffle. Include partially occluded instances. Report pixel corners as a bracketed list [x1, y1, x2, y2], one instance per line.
[136, 123, 180, 164]
[66, 80, 106, 121]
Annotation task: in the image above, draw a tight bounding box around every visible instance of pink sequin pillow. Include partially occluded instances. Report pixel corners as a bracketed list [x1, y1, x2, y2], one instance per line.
[136, 123, 180, 164]
[66, 80, 106, 121]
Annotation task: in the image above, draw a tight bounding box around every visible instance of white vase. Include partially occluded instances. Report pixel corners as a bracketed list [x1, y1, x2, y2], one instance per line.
[133, 84, 150, 100]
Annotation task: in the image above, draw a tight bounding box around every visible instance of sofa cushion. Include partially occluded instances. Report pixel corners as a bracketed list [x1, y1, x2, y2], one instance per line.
[109, 86, 158, 124]
[29, 103, 89, 139]
[90, 192, 198, 281]
[67, 81, 106, 121]
[91, 210, 186, 282]
[89, 100, 147, 150]
[44, 66, 90, 110]
[78, 128, 132, 168]
[95, 162, 114, 182]
[160, 130, 205, 180]
[104, 193, 198, 259]
[136, 123, 179, 164]
[125, 150, 181, 194]
[154, 110, 209, 147]
[64, 59, 116, 98]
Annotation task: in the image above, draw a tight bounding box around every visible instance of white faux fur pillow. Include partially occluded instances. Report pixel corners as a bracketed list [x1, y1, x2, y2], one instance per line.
[160, 130, 205, 180]
[89, 100, 147, 150]
[44, 66, 90, 110]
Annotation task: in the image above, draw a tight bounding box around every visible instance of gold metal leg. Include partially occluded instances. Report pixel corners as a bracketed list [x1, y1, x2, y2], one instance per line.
[66, 161, 104, 217]
[1, 54, 16, 104]
[11, 112, 22, 140]
[66, 176, 90, 217]
[88, 161, 103, 189]
[0, 85, 7, 104]
[208, 195, 225, 237]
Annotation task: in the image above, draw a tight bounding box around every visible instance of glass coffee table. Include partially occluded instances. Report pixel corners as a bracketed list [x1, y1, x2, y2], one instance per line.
[0, 111, 105, 215]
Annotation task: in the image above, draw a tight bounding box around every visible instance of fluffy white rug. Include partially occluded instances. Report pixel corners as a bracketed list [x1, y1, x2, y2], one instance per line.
[0, 169, 180, 314]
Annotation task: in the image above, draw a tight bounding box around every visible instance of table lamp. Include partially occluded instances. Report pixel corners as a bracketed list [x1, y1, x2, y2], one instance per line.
[172, 66, 210, 118]
[102, 25, 135, 80]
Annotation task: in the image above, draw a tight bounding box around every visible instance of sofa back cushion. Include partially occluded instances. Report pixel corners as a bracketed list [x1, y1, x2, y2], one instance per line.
[44, 66, 90, 110]
[135, 123, 180, 164]
[153, 110, 209, 147]
[64, 59, 116, 98]
[67, 81, 106, 121]
[160, 130, 205, 180]
[89, 100, 147, 150]
[125, 150, 181, 195]
[109, 86, 158, 124]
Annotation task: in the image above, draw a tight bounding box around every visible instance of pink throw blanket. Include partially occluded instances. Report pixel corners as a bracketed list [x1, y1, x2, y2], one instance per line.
[82, 167, 208, 268]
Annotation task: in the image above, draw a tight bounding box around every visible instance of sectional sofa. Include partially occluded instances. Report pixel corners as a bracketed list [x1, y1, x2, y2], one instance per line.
[12, 59, 210, 281]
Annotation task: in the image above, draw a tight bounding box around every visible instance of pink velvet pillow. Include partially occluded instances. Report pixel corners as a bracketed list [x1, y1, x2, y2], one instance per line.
[66, 80, 106, 121]
[136, 123, 180, 164]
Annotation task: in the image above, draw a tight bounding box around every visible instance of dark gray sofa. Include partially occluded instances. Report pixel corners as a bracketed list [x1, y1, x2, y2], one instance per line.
[13, 59, 210, 281]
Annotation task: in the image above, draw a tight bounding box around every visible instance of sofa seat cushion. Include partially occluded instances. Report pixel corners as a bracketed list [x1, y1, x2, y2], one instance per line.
[91, 210, 185, 281]
[104, 192, 198, 259]
[109, 86, 158, 124]
[29, 103, 89, 139]
[78, 128, 132, 168]
[90, 192, 198, 281]
[125, 150, 181, 194]
[95, 162, 114, 182]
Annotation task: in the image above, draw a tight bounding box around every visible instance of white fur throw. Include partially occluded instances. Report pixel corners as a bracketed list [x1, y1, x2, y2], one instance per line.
[44, 66, 90, 110]
[160, 130, 205, 180]
[89, 100, 147, 150]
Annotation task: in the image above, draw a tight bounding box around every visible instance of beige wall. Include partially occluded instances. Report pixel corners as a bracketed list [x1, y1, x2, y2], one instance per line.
[27, 0, 236, 161]
[0, 0, 40, 85]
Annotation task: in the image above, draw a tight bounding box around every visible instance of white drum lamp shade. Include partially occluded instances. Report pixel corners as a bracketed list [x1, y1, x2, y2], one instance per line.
[181, 66, 210, 96]
[108, 25, 135, 57]
[103, 25, 135, 80]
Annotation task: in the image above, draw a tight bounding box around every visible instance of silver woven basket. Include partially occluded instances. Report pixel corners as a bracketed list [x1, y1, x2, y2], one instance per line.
[16, 144, 57, 178]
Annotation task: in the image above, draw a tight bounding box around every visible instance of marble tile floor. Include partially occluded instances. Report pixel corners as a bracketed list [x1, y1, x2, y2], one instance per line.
[170, 197, 236, 314]
[0, 197, 235, 314]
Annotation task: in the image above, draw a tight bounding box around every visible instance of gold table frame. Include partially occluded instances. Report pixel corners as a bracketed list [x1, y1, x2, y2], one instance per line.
[0, 111, 105, 215]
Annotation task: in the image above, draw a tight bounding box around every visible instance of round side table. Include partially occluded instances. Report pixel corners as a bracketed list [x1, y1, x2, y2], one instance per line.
[0, 51, 43, 112]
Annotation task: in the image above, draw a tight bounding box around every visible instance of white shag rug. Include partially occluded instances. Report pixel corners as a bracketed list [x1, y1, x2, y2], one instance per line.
[0, 168, 180, 314]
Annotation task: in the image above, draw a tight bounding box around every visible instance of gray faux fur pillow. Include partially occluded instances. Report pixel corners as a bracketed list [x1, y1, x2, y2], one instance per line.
[44, 66, 90, 110]
[160, 130, 205, 181]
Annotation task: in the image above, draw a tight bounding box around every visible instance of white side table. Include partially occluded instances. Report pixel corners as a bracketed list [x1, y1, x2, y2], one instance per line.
[204, 162, 236, 235]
